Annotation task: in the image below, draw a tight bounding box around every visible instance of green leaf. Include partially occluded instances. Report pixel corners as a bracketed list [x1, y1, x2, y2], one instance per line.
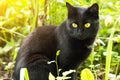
[81, 68, 94, 80]
[62, 69, 76, 76]
[56, 50, 60, 56]
[49, 72, 55, 80]
[20, 68, 29, 80]
[85, 0, 91, 3]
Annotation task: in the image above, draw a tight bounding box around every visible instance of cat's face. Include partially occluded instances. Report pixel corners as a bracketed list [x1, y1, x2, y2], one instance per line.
[66, 2, 99, 40]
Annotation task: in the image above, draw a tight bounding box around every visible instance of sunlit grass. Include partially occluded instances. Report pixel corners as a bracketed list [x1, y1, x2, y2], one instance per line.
[0, 0, 120, 80]
[105, 21, 118, 80]
[31, 0, 39, 31]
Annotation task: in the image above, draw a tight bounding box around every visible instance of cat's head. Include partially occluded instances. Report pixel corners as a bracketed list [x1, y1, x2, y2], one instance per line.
[66, 2, 99, 40]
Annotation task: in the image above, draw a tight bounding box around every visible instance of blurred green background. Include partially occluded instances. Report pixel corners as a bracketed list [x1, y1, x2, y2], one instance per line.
[0, 0, 120, 80]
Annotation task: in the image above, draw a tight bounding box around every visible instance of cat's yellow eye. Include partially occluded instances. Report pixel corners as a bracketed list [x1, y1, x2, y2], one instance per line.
[72, 23, 78, 28]
[84, 23, 91, 28]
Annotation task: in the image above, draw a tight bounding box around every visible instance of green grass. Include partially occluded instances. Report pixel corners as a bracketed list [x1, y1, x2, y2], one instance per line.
[0, 0, 120, 80]
[105, 21, 118, 80]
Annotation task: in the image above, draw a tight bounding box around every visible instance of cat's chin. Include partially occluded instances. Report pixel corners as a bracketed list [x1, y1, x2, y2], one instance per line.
[77, 37, 86, 40]
[76, 36, 92, 40]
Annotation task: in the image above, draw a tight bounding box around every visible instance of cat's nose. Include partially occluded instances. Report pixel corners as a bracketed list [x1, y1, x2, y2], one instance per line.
[78, 28, 84, 33]
[77, 29, 82, 36]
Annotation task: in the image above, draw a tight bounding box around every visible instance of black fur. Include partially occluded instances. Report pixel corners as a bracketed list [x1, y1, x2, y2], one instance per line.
[14, 2, 99, 80]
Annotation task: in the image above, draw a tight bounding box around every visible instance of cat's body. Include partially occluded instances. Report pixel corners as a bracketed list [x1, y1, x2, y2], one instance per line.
[14, 2, 99, 80]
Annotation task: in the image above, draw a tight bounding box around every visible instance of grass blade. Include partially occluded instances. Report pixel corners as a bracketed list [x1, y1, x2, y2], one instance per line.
[105, 21, 117, 80]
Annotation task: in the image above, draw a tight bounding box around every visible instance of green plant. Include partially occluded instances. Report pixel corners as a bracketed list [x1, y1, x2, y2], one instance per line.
[81, 68, 95, 80]
[105, 20, 118, 80]
[20, 68, 29, 80]
[0, 0, 120, 79]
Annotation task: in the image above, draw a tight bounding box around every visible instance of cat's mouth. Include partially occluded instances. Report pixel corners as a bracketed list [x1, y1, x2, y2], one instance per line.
[78, 36, 86, 40]
[76, 34, 94, 40]
[74, 34, 87, 40]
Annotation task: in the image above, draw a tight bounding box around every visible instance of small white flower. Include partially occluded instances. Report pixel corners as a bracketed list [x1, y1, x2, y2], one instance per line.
[105, 15, 113, 26]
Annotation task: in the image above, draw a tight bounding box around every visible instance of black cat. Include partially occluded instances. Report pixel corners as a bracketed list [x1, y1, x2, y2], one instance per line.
[14, 2, 99, 80]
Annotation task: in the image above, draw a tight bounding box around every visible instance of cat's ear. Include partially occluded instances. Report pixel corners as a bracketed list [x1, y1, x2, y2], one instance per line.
[66, 2, 74, 10]
[66, 2, 77, 18]
[89, 3, 99, 13]
[86, 3, 99, 19]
